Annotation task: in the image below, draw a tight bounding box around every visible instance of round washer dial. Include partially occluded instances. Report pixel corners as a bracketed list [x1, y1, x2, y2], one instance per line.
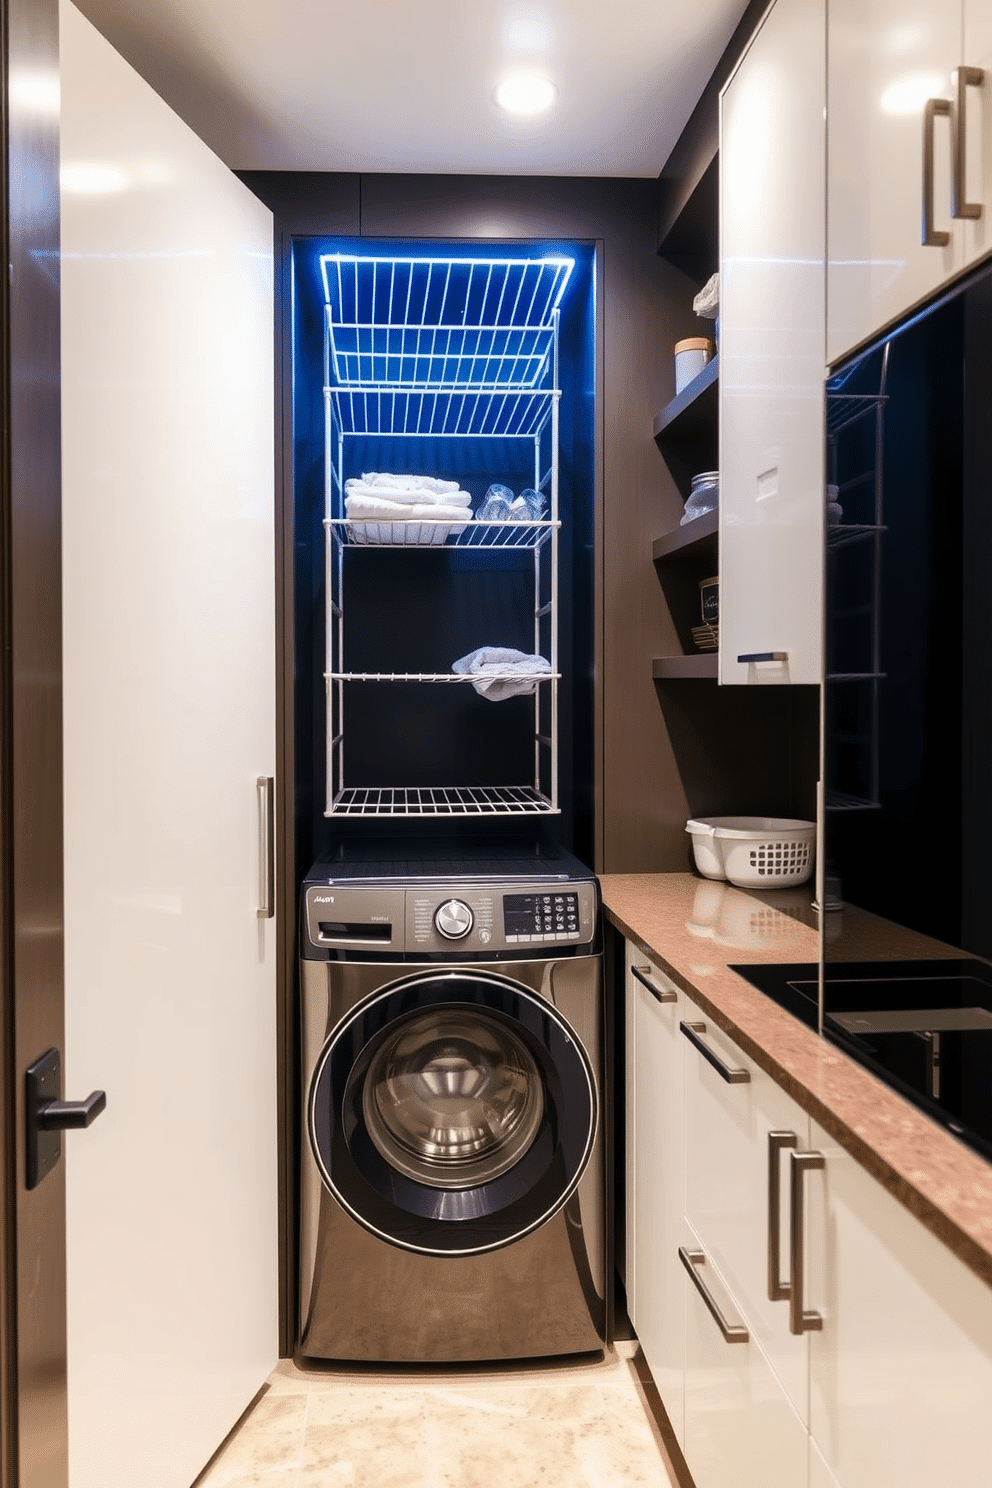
[434, 898, 474, 940]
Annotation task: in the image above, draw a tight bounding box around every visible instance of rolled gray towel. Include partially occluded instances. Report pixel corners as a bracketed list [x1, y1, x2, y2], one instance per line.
[452, 646, 551, 702]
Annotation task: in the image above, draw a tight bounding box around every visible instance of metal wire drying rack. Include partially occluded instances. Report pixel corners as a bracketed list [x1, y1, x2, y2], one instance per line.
[824, 340, 890, 813]
[321, 253, 573, 818]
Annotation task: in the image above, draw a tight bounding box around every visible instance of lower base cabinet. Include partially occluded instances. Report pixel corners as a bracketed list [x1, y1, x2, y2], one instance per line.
[623, 935, 992, 1488]
[625, 944, 686, 1447]
[807, 1119, 992, 1488]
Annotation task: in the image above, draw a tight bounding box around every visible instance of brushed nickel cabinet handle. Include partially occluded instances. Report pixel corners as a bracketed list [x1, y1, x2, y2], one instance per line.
[680, 1020, 751, 1084]
[632, 964, 677, 1004]
[922, 96, 952, 246]
[256, 775, 275, 919]
[768, 1131, 797, 1301]
[789, 1149, 825, 1334]
[951, 66, 984, 220]
[679, 1247, 749, 1343]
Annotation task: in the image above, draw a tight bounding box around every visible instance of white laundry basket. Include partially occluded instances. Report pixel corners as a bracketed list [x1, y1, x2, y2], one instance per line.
[686, 816, 816, 889]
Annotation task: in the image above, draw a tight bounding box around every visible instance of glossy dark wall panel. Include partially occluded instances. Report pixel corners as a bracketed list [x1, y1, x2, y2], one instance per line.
[1, 0, 66, 1484]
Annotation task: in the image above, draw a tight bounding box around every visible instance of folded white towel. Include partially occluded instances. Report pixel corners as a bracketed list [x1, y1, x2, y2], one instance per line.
[451, 646, 552, 702]
[360, 472, 462, 496]
[345, 494, 471, 524]
[346, 480, 472, 509]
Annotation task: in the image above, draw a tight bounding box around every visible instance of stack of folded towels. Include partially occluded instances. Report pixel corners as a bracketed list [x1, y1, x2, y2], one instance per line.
[344, 472, 473, 544]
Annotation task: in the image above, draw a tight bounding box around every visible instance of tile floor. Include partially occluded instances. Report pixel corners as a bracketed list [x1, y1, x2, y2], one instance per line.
[194, 1343, 680, 1488]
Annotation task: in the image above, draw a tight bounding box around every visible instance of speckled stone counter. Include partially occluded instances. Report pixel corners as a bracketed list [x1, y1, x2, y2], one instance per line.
[601, 872, 992, 1290]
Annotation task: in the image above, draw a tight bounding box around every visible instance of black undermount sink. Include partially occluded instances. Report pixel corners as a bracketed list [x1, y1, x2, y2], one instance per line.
[729, 959, 992, 1163]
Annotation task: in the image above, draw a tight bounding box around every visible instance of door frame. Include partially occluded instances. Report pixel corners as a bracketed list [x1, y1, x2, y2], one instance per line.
[2, 0, 67, 1485]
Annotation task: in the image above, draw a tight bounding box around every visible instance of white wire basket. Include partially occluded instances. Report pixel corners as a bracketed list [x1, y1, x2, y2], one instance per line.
[686, 817, 816, 888]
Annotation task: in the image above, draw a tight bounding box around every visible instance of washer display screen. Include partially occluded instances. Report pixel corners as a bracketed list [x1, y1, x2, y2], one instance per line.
[503, 892, 579, 939]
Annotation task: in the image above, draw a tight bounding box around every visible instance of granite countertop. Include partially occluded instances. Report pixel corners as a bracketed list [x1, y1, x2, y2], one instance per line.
[601, 871, 992, 1290]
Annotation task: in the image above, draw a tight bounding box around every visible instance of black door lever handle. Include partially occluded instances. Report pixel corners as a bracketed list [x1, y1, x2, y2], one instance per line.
[25, 1047, 107, 1190]
[37, 1089, 107, 1131]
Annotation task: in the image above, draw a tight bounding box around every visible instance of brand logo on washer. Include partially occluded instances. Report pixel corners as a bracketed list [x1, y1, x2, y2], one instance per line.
[312, 894, 334, 904]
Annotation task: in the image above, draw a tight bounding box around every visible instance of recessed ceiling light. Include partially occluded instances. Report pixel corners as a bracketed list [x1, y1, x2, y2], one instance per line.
[494, 75, 557, 115]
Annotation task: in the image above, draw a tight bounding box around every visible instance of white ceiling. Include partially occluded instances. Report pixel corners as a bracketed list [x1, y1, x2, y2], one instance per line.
[71, 0, 749, 177]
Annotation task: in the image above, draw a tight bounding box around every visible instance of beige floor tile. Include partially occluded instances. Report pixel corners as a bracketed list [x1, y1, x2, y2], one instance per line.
[422, 1381, 607, 1423]
[197, 1473, 300, 1488]
[197, 1394, 308, 1486]
[302, 1415, 427, 1488]
[203, 1349, 677, 1488]
[306, 1385, 425, 1428]
[422, 1405, 577, 1488]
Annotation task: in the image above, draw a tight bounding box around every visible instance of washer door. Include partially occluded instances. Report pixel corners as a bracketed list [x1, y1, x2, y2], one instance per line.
[308, 969, 597, 1256]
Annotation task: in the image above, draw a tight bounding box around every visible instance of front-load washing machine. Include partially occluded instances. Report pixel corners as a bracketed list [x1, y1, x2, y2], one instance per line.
[298, 839, 605, 1363]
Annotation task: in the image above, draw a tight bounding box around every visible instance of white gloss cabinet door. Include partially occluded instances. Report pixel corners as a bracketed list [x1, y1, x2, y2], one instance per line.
[719, 0, 825, 685]
[60, 4, 278, 1487]
[806, 1118, 992, 1488]
[826, 0, 960, 362]
[682, 995, 811, 1421]
[682, 1219, 809, 1488]
[626, 947, 686, 1446]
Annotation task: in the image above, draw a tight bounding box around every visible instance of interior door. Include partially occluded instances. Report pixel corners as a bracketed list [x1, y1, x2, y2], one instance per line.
[59, 4, 277, 1485]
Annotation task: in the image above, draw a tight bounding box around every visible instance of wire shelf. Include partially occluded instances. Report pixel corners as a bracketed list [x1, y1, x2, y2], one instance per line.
[326, 784, 560, 819]
[321, 253, 574, 330]
[325, 670, 559, 684]
[325, 518, 557, 550]
[327, 323, 557, 391]
[826, 392, 888, 437]
[826, 522, 887, 551]
[326, 385, 557, 439]
[825, 789, 882, 812]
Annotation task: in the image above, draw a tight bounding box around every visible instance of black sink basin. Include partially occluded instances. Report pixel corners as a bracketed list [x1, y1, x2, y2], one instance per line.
[730, 958, 992, 1163]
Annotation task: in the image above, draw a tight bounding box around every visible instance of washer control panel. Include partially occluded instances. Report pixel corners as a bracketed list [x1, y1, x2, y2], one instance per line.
[304, 880, 598, 957]
[503, 890, 581, 942]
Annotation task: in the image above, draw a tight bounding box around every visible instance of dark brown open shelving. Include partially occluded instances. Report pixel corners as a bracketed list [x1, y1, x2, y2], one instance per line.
[652, 508, 718, 563]
[653, 358, 718, 499]
[653, 355, 719, 442]
[652, 654, 718, 680]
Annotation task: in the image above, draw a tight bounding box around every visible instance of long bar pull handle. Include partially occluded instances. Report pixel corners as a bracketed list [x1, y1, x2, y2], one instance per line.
[768, 1131, 797, 1301]
[922, 96, 952, 246]
[680, 1021, 751, 1084]
[632, 964, 677, 1004]
[789, 1149, 825, 1334]
[257, 775, 275, 919]
[679, 1247, 749, 1343]
[737, 652, 787, 663]
[951, 66, 984, 220]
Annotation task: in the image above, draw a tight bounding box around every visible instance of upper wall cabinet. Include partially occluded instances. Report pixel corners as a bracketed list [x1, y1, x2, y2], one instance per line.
[718, 0, 826, 686]
[827, 0, 992, 363]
